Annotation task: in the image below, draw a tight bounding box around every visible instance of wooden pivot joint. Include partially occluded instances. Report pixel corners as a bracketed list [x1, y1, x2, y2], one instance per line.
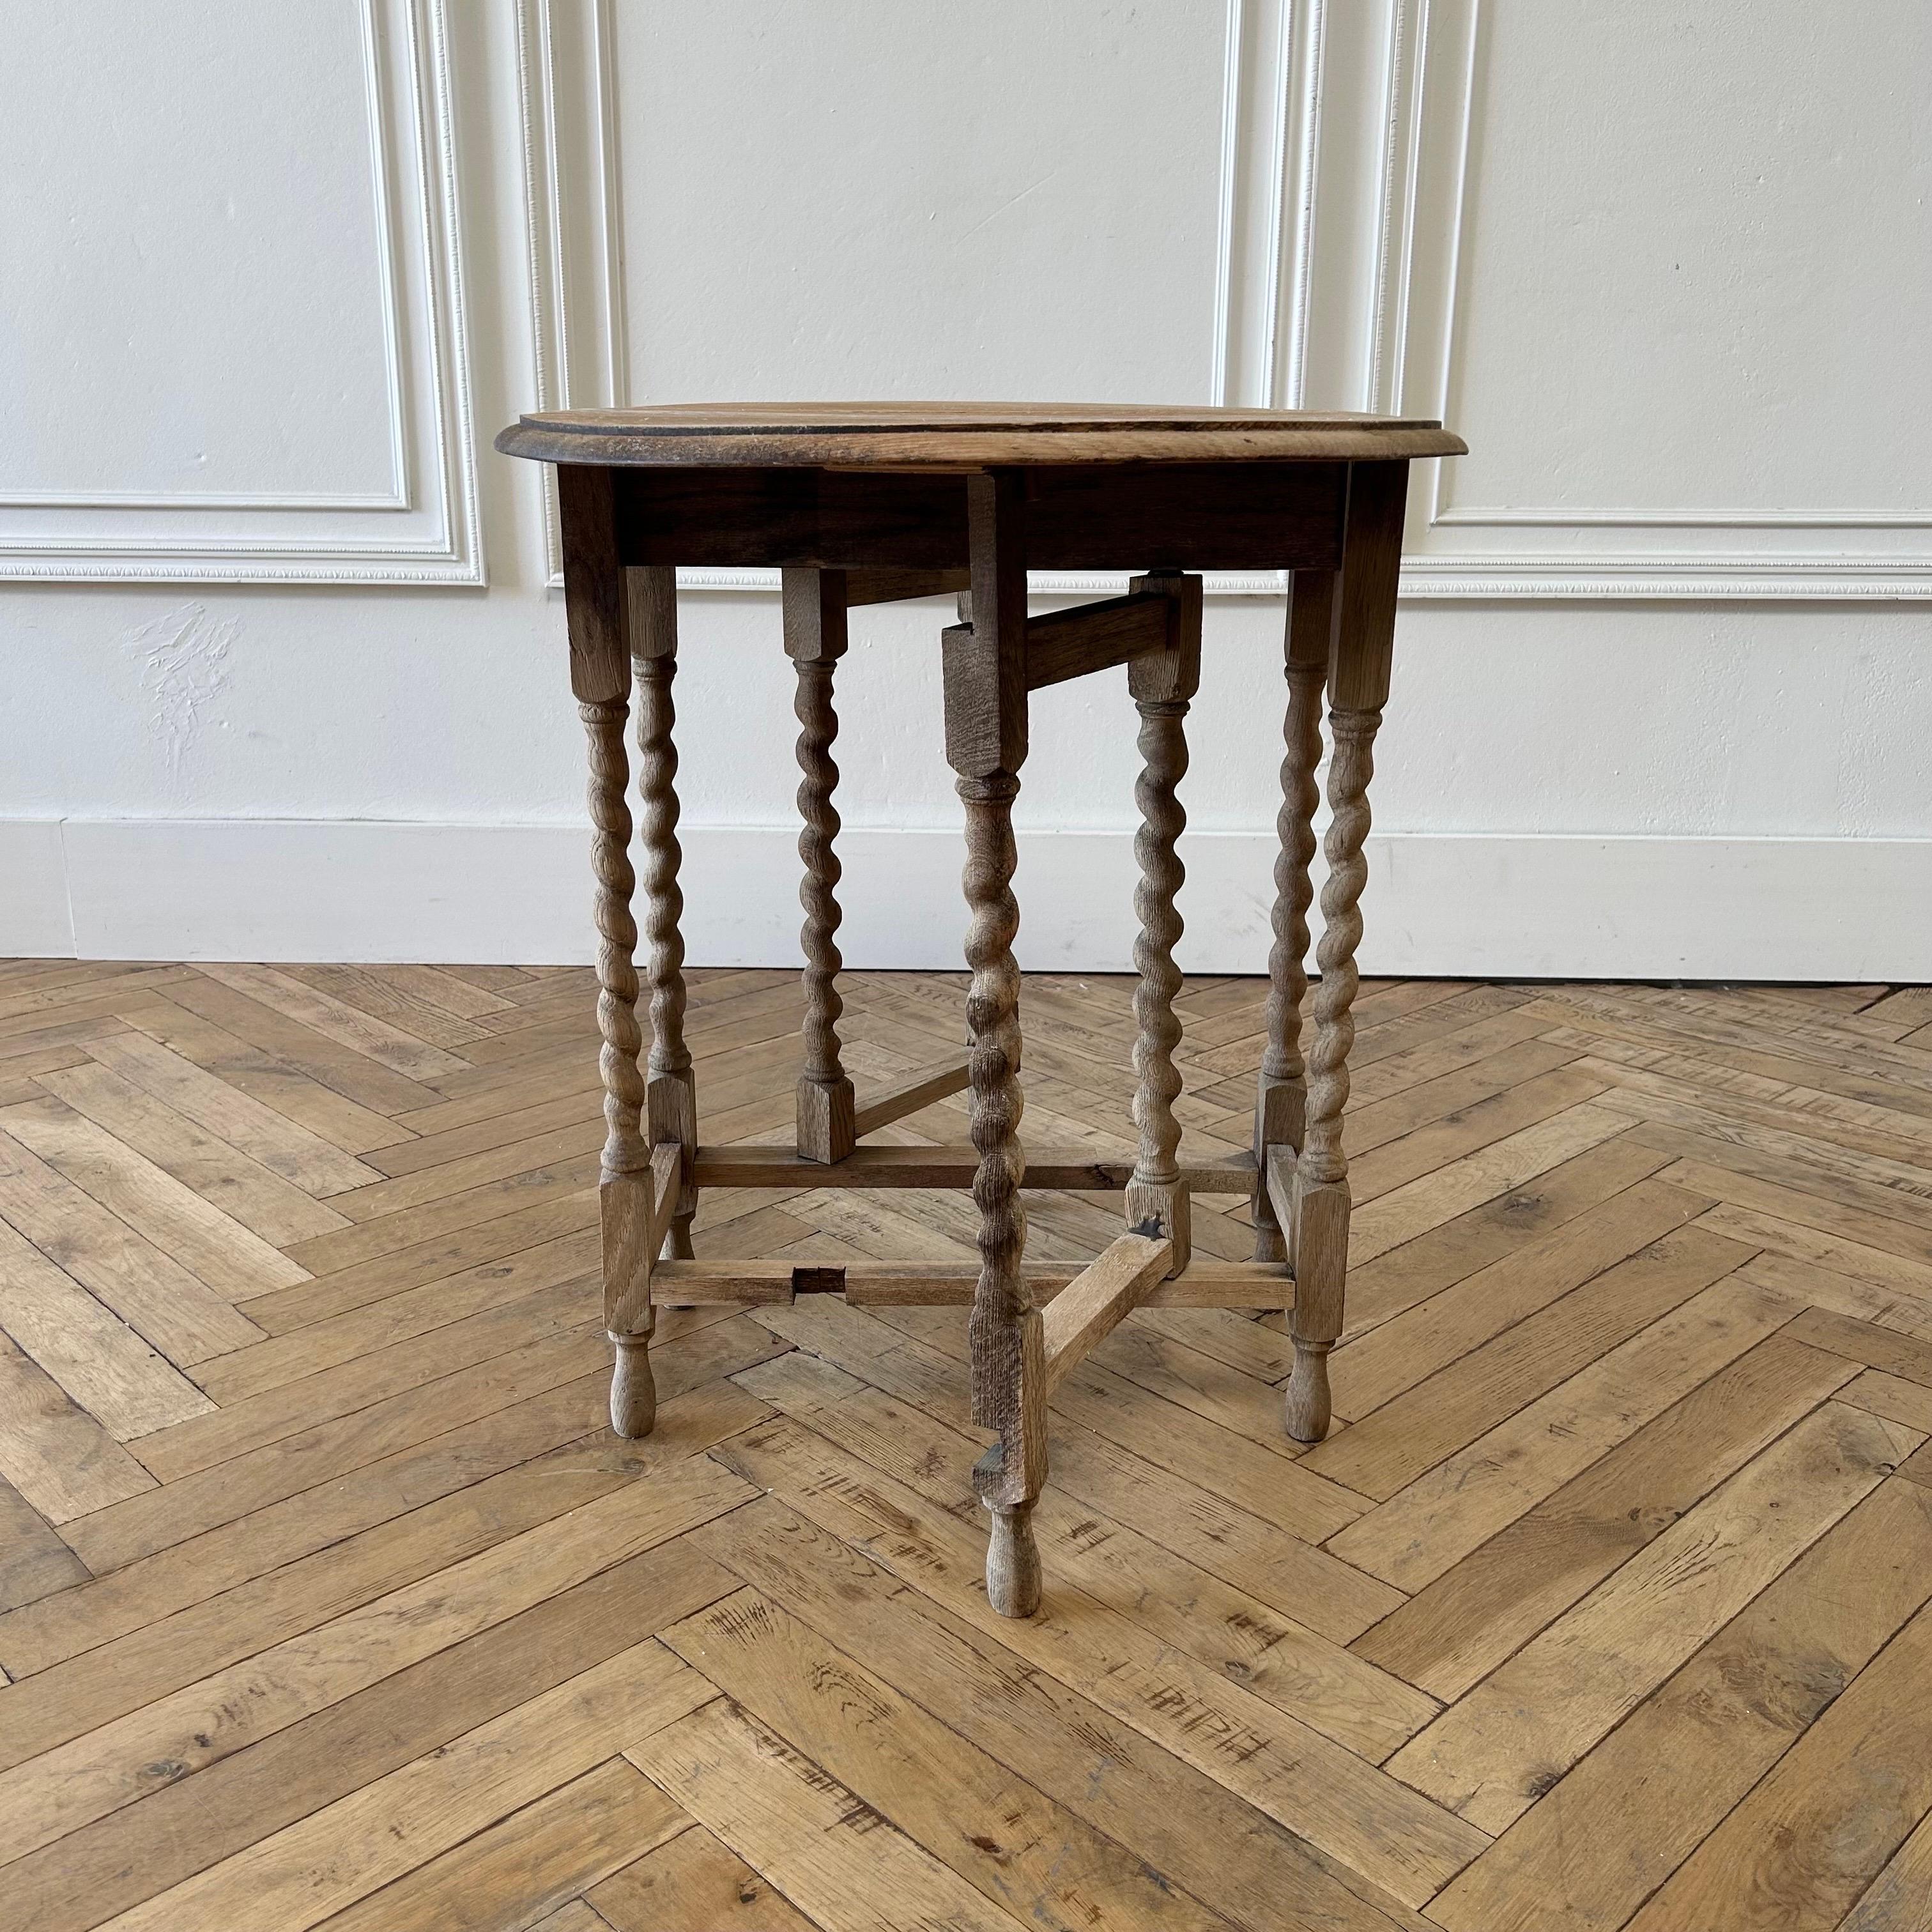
[1124, 571, 1202, 1276]
[1286, 462, 1405, 1443]
[783, 569, 857, 1162]
[1252, 569, 1332, 1265]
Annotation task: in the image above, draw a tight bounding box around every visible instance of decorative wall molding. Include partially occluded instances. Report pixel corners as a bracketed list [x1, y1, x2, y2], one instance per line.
[0, 0, 480, 584]
[10, 816, 1929, 980]
[513, 0, 1321, 599]
[1376, 0, 1932, 599]
[515, 0, 627, 586]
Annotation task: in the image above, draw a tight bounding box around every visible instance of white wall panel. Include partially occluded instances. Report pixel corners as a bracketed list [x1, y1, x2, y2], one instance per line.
[1384, 0, 1932, 595]
[1, 0, 1928, 974]
[0, 0, 480, 581]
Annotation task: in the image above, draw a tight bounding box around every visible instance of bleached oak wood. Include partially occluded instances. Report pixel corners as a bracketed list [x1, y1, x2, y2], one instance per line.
[1039, 1233, 1174, 1393]
[1252, 570, 1330, 1263]
[1124, 571, 1201, 1276]
[1020, 590, 1173, 690]
[560, 470, 656, 1439]
[688, 1142, 1254, 1192]
[1286, 463, 1407, 1443]
[849, 1057, 972, 1138]
[513, 421, 1429, 1622]
[631, 565, 698, 1267]
[946, 470, 1041, 1616]
[783, 568, 856, 1164]
[646, 1257, 1300, 1307]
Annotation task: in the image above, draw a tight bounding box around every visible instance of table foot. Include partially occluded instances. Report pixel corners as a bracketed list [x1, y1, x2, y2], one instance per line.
[1284, 1338, 1333, 1443]
[609, 1332, 657, 1438]
[984, 1498, 1042, 1618]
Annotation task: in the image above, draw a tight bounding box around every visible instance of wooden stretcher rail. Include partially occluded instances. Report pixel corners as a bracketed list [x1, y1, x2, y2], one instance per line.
[689, 1144, 1256, 1193]
[839, 565, 971, 607]
[648, 1255, 1291, 1308]
[1020, 591, 1173, 690]
[850, 1060, 972, 1139]
[1038, 1232, 1174, 1393]
[1265, 1143, 1298, 1245]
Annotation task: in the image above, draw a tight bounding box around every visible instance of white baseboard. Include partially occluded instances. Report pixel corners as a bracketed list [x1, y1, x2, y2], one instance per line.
[3, 818, 1928, 980]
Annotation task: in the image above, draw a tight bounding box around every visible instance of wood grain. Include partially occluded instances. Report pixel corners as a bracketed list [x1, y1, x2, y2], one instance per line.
[0, 958, 1926, 1930]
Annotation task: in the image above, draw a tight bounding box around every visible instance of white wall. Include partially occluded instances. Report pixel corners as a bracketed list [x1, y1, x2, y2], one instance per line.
[3, 0, 1929, 977]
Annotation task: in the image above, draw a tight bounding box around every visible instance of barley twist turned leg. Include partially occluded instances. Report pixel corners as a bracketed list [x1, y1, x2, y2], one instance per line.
[959, 771, 1039, 1614]
[785, 571, 856, 1161]
[1252, 634, 1327, 1262]
[581, 693, 657, 1438]
[1125, 571, 1201, 1274]
[634, 596, 697, 1263]
[1285, 703, 1380, 1441]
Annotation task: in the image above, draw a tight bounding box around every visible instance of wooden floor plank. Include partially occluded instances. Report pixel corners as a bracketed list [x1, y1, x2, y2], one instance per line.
[123, 1000, 415, 1154]
[0, 1476, 88, 1615]
[1623, 1583, 1932, 1930]
[0, 1377, 767, 1761]
[0, 1539, 733, 1932]
[1428, 1478, 1932, 1932]
[0, 1456, 751, 1865]
[43, 1053, 365, 1228]
[303, 1759, 687, 1932]
[723, 1365, 1485, 1908]
[735, 1333, 1431, 1762]
[1305, 1222, 1756, 1499]
[661, 1584, 1248, 1931]
[0, 1123, 263, 1365]
[0, 1217, 213, 1438]
[0, 1094, 316, 1296]
[1385, 1401, 1921, 1834]
[0, 1317, 780, 1682]
[199, 962, 472, 1084]
[4, 964, 1928, 1929]
[0, 1328, 158, 1523]
[1350, 1329, 1865, 1700]
[588, 1825, 821, 1931]
[98, 1640, 710, 1932]
[1328, 1270, 1801, 1591]
[629, 1697, 1038, 1932]
[1329, 1176, 1711, 1423]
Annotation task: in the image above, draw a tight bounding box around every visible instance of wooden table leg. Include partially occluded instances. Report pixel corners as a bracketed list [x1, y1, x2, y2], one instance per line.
[1252, 571, 1331, 1266]
[560, 471, 658, 1437]
[1287, 462, 1407, 1443]
[1125, 571, 1202, 1276]
[632, 567, 698, 1266]
[945, 470, 1042, 1618]
[784, 569, 857, 1162]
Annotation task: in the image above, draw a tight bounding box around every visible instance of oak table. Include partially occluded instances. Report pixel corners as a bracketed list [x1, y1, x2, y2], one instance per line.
[496, 402, 1466, 1616]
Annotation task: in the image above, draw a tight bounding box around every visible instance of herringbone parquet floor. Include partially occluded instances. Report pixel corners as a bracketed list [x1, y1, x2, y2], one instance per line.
[3, 958, 1932, 1930]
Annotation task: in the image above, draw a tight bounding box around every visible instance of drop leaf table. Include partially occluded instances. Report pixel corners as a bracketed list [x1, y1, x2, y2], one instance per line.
[496, 402, 1466, 1616]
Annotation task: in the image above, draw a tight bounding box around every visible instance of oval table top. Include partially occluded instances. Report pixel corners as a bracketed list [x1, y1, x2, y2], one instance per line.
[496, 401, 1465, 469]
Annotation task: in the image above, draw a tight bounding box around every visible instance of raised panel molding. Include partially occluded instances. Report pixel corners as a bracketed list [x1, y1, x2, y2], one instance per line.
[514, 0, 1321, 597]
[1373, 0, 1932, 599]
[1, 0, 481, 585]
